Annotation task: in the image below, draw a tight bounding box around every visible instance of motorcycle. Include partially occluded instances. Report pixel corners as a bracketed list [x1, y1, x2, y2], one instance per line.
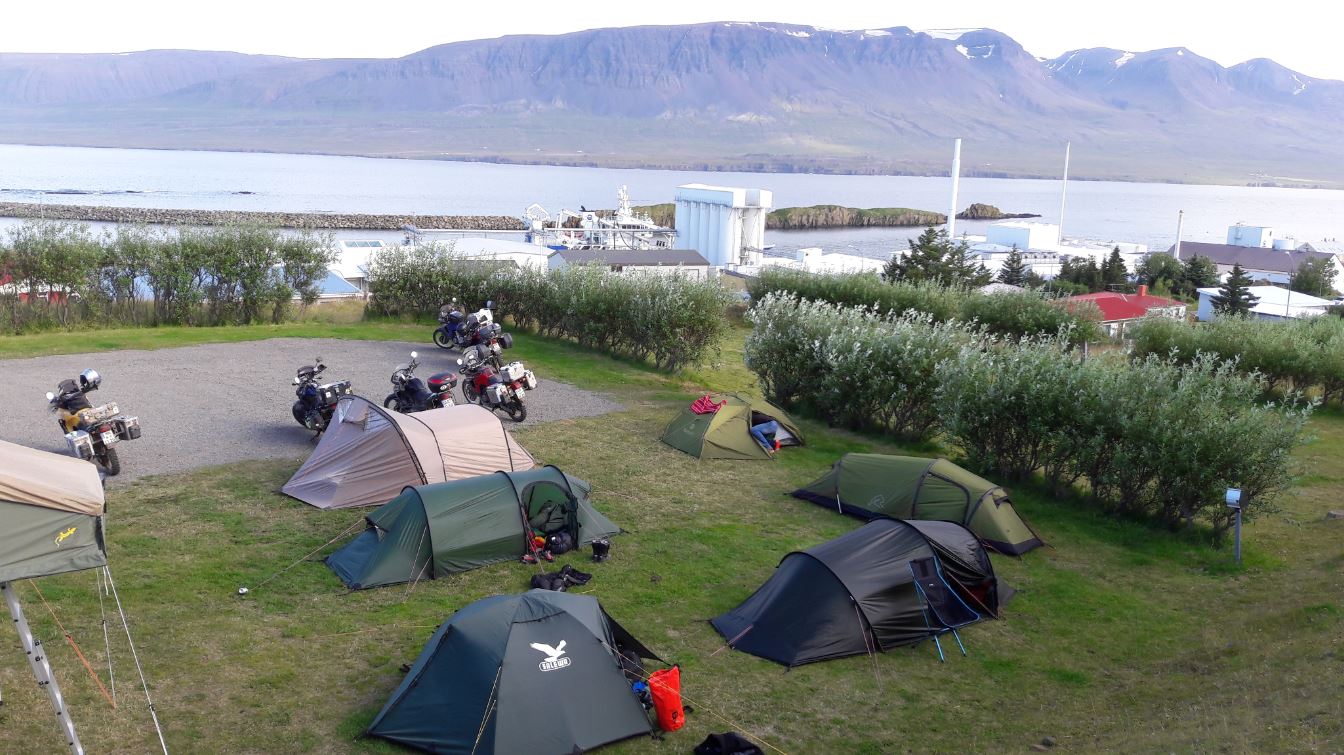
[434, 299, 514, 351]
[46, 369, 141, 476]
[384, 351, 458, 413]
[458, 344, 537, 423]
[290, 357, 353, 433]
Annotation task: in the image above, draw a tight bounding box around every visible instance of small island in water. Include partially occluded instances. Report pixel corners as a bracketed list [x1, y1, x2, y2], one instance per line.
[635, 202, 1039, 229]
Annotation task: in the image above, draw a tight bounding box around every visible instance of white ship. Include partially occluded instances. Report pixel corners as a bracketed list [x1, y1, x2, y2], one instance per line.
[523, 186, 676, 250]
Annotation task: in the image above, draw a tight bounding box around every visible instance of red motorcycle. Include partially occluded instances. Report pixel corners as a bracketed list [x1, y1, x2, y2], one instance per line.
[457, 344, 536, 422]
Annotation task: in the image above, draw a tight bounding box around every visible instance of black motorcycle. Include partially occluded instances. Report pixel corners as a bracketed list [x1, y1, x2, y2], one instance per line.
[291, 357, 353, 433]
[46, 368, 141, 476]
[433, 298, 468, 349]
[384, 351, 457, 413]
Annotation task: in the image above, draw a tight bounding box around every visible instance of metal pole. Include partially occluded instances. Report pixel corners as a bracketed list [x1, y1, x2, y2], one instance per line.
[1285, 249, 1294, 318]
[947, 138, 962, 240]
[1234, 507, 1243, 564]
[2, 581, 85, 754]
[1058, 142, 1071, 245]
[1174, 210, 1185, 261]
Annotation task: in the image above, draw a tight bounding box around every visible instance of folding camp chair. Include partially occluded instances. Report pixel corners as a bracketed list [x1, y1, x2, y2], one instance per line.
[909, 556, 981, 662]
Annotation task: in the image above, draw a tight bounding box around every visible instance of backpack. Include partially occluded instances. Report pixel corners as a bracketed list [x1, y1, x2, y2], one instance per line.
[694, 732, 764, 755]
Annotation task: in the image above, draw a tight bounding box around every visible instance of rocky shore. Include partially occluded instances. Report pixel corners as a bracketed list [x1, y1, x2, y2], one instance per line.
[0, 202, 524, 231]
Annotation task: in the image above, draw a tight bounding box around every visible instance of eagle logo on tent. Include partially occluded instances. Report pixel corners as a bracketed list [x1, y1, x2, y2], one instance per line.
[53, 527, 77, 546]
[531, 640, 571, 671]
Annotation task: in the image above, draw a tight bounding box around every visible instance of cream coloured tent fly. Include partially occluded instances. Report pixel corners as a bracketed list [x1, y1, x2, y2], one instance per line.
[0, 439, 107, 582]
[282, 396, 535, 509]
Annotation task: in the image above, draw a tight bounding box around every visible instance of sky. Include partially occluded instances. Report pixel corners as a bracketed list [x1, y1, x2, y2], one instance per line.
[3, 0, 1342, 80]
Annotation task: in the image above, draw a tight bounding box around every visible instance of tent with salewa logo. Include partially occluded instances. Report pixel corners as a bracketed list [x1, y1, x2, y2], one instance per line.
[327, 466, 620, 589]
[366, 590, 661, 754]
[792, 453, 1044, 555]
[282, 395, 534, 509]
[712, 518, 1002, 667]
[659, 393, 804, 460]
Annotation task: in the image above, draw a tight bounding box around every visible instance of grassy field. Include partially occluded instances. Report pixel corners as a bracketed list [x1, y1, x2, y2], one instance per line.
[0, 324, 1341, 754]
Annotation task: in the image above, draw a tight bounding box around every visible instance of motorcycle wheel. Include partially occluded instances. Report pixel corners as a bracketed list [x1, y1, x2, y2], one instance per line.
[461, 380, 480, 404]
[99, 447, 121, 477]
[433, 329, 452, 349]
[292, 401, 308, 426]
[383, 394, 403, 412]
[506, 397, 527, 423]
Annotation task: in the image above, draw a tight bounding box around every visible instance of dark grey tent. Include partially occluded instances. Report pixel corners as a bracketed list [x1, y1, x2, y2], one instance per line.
[367, 590, 661, 754]
[711, 518, 1000, 666]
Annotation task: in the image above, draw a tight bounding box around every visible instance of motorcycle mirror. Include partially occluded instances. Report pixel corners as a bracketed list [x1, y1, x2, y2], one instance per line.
[45, 391, 55, 402]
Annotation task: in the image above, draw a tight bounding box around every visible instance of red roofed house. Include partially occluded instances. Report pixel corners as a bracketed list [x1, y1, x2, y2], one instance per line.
[1065, 285, 1187, 338]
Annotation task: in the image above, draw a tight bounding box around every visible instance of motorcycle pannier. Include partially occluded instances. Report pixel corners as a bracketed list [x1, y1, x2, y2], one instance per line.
[319, 381, 353, 404]
[524, 370, 539, 390]
[114, 415, 142, 441]
[501, 361, 527, 383]
[486, 384, 510, 404]
[499, 332, 515, 349]
[65, 430, 95, 460]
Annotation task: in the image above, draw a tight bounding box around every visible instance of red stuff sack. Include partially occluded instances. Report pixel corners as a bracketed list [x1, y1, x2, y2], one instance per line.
[648, 665, 685, 732]
[690, 395, 726, 415]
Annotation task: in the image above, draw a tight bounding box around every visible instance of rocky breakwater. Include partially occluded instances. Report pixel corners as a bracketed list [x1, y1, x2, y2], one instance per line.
[0, 202, 525, 231]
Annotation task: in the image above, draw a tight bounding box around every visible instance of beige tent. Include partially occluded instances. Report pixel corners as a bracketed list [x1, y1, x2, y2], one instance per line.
[0, 440, 107, 582]
[282, 396, 535, 509]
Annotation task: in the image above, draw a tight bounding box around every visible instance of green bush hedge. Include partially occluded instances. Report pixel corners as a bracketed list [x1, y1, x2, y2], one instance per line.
[1130, 315, 1344, 403]
[746, 293, 1312, 539]
[366, 243, 732, 370]
[746, 267, 1100, 343]
[0, 220, 333, 332]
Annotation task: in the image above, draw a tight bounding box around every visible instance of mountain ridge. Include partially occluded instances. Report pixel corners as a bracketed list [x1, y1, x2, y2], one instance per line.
[1, 22, 1341, 186]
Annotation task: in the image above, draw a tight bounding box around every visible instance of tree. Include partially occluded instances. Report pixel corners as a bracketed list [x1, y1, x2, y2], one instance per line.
[1212, 263, 1260, 315]
[1135, 253, 1184, 292]
[1180, 255, 1219, 296]
[1290, 257, 1337, 298]
[1059, 256, 1103, 292]
[884, 227, 991, 287]
[1101, 246, 1128, 289]
[997, 245, 1028, 286]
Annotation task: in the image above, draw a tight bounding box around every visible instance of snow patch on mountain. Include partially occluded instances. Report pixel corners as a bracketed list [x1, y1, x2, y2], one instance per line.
[1114, 52, 1135, 68]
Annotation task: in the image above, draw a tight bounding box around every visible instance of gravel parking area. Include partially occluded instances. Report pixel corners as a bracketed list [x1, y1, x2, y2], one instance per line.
[0, 337, 621, 483]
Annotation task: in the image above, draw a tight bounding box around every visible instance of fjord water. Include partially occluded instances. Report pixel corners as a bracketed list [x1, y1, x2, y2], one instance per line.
[2, 143, 1342, 256]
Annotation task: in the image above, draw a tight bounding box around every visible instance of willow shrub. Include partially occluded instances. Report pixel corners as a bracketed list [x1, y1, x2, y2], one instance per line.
[0, 220, 333, 332]
[746, 266, 1100, 344]
[746, 294, 1311, 541]
[1130, 314, 1344, 402]
[366, 244, 732, 371]
[745, 293, 984, 438]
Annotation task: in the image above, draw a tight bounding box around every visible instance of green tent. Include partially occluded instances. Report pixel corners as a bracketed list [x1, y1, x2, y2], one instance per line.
[327, 466, 621, 589]
[367, 590, 661, 753]
[0, 440, 107, 583]
[792, 454, 1044, 555]
[659, 393, 804, 460]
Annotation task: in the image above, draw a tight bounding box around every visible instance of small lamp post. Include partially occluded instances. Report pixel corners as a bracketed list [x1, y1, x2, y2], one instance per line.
[1225, 488, 1243, 564]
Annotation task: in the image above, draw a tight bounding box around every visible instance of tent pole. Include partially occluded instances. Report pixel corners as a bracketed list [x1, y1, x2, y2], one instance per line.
[2, 581, 85, 755]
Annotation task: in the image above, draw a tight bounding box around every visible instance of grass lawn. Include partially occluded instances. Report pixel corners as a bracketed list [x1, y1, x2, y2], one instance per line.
[0, 324, 1341, 753]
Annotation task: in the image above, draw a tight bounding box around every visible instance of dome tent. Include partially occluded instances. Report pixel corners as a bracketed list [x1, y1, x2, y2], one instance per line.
[792, 453, 1044, 555]
[366, 590, 661, 754]
[711, 518, 1001, 667]
[659, 393, 804, 460]
[282, 395, 534, 509]
[327, 466, 621, 589]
